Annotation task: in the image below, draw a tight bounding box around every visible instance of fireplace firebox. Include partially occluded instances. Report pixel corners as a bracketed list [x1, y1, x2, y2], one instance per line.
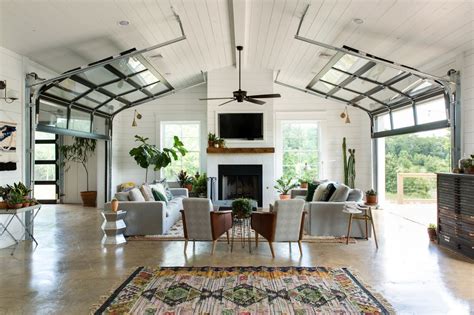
[218, 165, 263, 207]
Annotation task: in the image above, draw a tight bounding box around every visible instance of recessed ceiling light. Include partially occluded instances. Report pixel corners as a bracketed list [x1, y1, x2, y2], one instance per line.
[118, 20, 130, 26]
[165, 72, 172, 76]
[352, 18, 364, 25]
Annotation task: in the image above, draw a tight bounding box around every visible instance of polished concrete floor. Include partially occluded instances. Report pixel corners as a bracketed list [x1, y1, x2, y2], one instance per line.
[0, 204, 472, 314]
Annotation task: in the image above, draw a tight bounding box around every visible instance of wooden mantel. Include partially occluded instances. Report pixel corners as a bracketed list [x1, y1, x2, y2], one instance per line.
[206, 147, 275, 154]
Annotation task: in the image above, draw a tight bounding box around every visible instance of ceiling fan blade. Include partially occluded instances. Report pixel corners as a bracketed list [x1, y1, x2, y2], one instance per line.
[199, 97, 235, 100]
[246, 93, 281, 99]
[218, 99, 236, 107]
[245, 97, 266, 105]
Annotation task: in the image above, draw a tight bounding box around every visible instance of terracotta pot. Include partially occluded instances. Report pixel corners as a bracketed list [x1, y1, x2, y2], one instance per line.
[22, 202, 30, 208]
[0, 201, 7, 209]
[279, 194, 291, 200]
[466, 166, 474, 175]
[366, 195, 378, 205]
[208, 140, 214, 148]
[300, 182, 308, 189]
[427, 228, 437, 242]
[80, 191, 97, 207]
[185, 184, 193, 192]
[111, 199, 119, 212]
[8, 203, 23, 209]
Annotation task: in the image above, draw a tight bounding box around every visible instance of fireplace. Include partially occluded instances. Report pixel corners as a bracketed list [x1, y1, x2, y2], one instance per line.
[218, 165, 263, 206]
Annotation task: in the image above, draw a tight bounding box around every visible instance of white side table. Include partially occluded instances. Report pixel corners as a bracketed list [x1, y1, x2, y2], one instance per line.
[101, 210, 127, 245]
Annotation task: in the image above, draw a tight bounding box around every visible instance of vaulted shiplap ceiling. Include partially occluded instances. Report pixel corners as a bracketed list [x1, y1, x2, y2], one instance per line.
[0, 0, 472, 90]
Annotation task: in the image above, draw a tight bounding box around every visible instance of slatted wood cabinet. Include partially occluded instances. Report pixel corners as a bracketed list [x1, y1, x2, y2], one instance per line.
[437, 173, 474, 259]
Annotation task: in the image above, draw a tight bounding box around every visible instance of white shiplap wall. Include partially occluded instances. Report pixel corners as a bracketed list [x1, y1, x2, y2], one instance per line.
[111, 84, 207, 190]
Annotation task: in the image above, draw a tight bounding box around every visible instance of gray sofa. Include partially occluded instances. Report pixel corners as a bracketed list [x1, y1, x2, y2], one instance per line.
[104, 188, 188, 236]
[291, 187, 370, 238]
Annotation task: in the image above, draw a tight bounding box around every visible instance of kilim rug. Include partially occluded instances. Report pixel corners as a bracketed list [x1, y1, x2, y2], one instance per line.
[127, 220, 356, 244]
[94, 266, 393, 314]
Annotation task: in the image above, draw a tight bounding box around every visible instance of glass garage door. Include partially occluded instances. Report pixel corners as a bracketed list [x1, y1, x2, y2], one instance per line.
[34, 131, 59, 203]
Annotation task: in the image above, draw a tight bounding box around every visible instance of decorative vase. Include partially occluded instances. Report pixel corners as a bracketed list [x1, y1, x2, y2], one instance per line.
[366, 195, 377, 205]
[279, 194, 291, 200]
[111, 199, 119, 212]
[427, 227, 437, 242]
[300, 182, 308, 189]
[80, 191, 97, 207]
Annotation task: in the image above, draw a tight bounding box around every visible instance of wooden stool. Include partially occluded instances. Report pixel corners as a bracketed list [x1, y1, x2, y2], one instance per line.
[343, 205, 378, 248]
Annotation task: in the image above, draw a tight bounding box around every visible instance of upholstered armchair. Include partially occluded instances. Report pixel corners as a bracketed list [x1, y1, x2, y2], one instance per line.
[251, 199, 306, 258]
[180, 198, 233, 255]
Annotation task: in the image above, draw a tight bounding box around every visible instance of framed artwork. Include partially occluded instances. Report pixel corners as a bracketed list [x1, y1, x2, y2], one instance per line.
[0, 121, 17, 171]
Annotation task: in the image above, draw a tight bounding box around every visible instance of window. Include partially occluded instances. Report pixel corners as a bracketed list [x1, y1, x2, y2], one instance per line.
[161, 122, 201, 180]
[281, 121, 320, 179]
[33, 131, 58, 203]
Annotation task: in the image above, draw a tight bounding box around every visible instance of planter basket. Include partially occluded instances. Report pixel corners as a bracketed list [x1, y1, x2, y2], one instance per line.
[80, 191, 97, 207]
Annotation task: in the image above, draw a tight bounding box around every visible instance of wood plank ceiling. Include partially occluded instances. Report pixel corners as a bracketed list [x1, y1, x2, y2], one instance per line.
[0, 0, 472, 90]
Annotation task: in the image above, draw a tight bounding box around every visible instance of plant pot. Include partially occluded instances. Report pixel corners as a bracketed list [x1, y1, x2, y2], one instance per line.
[185, 184, 193, 192]
[8, 203, 23, 209]
[208, 140, 214, 148]
[111, 199, 119, 212]
[279, 194, 291, 200]
[0, 201, 7, 209]
[427, 228, 437, 242]
[466, 166, 474, 175]
[300, 182, 308, 189]
[80, 191, 97, 207]
[22, 202, 30, 208]
[214, 143, 220, 148]
[366, 195, 378, 205]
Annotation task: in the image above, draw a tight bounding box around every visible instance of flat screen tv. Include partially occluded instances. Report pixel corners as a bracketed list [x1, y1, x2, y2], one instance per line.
[218, 113, 263, 140]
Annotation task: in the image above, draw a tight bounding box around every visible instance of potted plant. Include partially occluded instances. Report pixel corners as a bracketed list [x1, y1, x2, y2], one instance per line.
[274, 176, 298, 200]
[232, 198, 253, 219]
[365, 189, 378, 205]
[177, 170, 190, 188]
[60, 137, 97, 207]
[0, 185, 12, 209]
[6, 191, 24, 209]
[217, 138, 226, 148]
[466, 155, 474, 174]
[298, 174, 312, 189]
[111, 198, 119, 212]
[428, 223, 437, 242]
[129, 135, 187, 183]
[208, 133, 217, 148]
[192, 172, 208, 197]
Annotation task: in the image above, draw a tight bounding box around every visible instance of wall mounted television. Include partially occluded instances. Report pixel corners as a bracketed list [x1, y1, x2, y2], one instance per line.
[218, 113, 264, 140]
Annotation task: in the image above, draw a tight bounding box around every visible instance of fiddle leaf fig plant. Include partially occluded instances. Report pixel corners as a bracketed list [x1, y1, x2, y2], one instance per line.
[129, 135, 187, 182]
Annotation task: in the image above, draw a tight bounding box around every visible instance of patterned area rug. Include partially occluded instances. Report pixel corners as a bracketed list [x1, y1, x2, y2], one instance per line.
[94, 266, 393, 314]
[127, 220, 356, 244]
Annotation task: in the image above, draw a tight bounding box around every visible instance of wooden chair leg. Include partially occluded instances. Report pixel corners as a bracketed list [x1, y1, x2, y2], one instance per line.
[269, 242, 275, 258]
[370, 208, 379, 249]
[298, 240, 303, 256]
[346, 214, 353, 245]
[255, 233, 259, 247]
[211, 240, 217, 255]
[226, 231, 230, 244]
[184, 239, 188, 253]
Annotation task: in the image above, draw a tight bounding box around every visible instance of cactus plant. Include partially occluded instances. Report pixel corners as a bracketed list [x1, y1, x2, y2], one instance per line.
[347, 149, 356, 188]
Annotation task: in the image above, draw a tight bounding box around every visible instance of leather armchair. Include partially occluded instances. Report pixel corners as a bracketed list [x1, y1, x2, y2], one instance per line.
[251, 199, 306, 258]
[181, 198, 232, 254]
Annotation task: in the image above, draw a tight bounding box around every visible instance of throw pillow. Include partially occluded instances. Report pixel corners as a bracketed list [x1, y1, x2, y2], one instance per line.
[150, 183, 168, 202]
[155, 178, 174, 200]
[320, 183, 337, 201]
[329, 184, 351, 202]
[152, 188, 168, 204]
[120, 182, 136, 192]
[114, 192, 129, 201]
[140, 185, 154, 202]
[305, 183, 319, 202]
[313, 183, 329, 201]
[128, 188, 145, 202]
[347, 188, 364, 202]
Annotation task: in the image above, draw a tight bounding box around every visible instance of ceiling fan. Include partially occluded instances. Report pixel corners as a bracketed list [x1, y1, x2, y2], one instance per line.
[199, 46, 281, 106]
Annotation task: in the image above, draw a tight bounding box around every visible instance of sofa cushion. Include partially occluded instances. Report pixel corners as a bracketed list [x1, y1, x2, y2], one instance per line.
[140, 185, 154, 201]
[347, 188, 363, 202]
[320, 183, 337, 201]
[329, 184, 351, 202]
[152, 188, 168, 204]
[114, 192, 129, 201]
[154, 178, 174, 201]
[313, 182, 329, 201]
[306, 183, 319, 202]
[120, 182, 136, 192]
[150, 183, 169, 202]
[129, 188, 145, 201]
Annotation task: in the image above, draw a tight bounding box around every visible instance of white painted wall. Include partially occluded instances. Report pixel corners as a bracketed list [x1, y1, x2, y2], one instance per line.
[111, 84, 207, 192]
[0, 46, 56, 248]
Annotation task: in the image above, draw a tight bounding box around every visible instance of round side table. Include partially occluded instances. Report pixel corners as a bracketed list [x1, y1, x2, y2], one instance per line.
[101, 210, 127, 245]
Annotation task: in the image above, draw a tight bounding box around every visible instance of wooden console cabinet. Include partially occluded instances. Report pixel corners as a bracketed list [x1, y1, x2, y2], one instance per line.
[437, 173, 474, 259]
